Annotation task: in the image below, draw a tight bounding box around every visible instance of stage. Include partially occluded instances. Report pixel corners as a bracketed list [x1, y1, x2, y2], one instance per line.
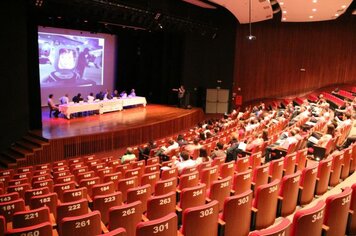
[22, 104, 204, 166]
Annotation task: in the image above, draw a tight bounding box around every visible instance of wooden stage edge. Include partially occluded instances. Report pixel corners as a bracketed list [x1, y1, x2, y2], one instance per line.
[26, 105, 204, 166]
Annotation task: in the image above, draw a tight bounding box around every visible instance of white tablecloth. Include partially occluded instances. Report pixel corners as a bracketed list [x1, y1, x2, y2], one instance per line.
[59, 97, 147, 119]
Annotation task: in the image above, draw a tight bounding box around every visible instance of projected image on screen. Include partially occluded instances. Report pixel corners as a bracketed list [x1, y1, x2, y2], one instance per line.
[38, 32, 104, 87]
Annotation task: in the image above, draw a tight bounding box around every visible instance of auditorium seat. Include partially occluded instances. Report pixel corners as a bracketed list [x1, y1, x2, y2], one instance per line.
[180, 166, 198, 175]
[62, 187, 88, 203]
[220, 190, 252, 236]
[277, 171, 301, 217]
[329, 152, 344, 187]
[5, 222, 53, 236]
[109, 200, 143, 236]
[347, 183, 356, 235]
[251, 179, 280, 230]
[200, 166, 219, 189]
[0, 198, 25, 222]
[235, 156, 250, 172]
[30, 192, 58, 218]
[268, 158, 284, 182]
[177, 171, 199, 191]
[249, 152, 262, 170]
[59, 211, 102, 236]
[324, 187, 352, 236]
[32, 179, 54, 192]
[298, 163, 318, 206]
[161, 167, 178, 181]
[8, 178, 29, 187]
[53, 181, 76, 202]
[0, 192, 19, 204]
[118, 177, 138, 202]
[31, 173, 51, 184]
[197, 162, 213, 177]
[93, 192, 123, 225]
[341, 147, 352, 179]
[131, 160, 145, 174]
[249, 217, 291, 236]
[97, 167, 114, 180]
[141, 172, 160, 195]
[350, 143, 356, 174]
[16, 166, 33, 174]
[252, 164, 269, 195]
[7, 183, 30, 199]
[181, 200, 219, 236]
[115, 164, 131, 174]
[127, 184, 151, 212]
[233, 169, 252, 195]
[154, 177, 177, 196]
[100, 228, 127, 236]
[79, 177, 101, 197]
[33, 169, 51, 177]
[53, 170, 71, 180]
[315, 157, 332, 196]
[219, 161, 235, 179]
[12, 206, 50, 228]
[137, 212, 177, 236]
[124, 168, 142, 180]
[103, 172, 123, 191]
[178, 184, 206, 212]
[212, 156, 225, 168]
[283, 153, 297, 176]
[295, 148, 307, 171]
[92, 181, 115, 198]
[207, 176, 232, 211]
[290, 201, 325, 236]
[55, 175, 75, 185]
[146, 157, 160, 166]
[146, 191, 176, 220]
[56, 199, 89, 226]
[144, 164, 160, 174]
[24, 187, 50, 206]
[53, 160, 67, 168]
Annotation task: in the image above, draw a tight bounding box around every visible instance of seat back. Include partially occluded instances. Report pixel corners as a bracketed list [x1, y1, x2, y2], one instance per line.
[137, 212, 177, 236]
[101, 227, 127, 236]
[341, 147, 352, 179]
[154, 177, 177, 196]
[147, 191, 176, 220]
[219, 161, 235, 179]
[315, 157, 332, 195]
[284, 153, 297, 176]
[30, 192, 58, 218]
[222, 190, 252, 236]
[200, 166, 219, 188]
[291, 201, 325, 236]
[124, 168, 142, 179]
[179, 184, 206, 212]
[249, 217, 291, 236]
[78, 176, 100, 197]
[103, 172, 122, 191]
[233, 169, 252, 195]
[32, 179, 54, 192]
[178, 171, 199, 190]
[324, 187, 352, 236]
[182, 200, 219, 236]
[161, 167, 178, 180]
[60, 211, 102, 236]
[118, 176, 139, 202]
[56, 199, 88, 226]
[141, 172, 160, 195]
[329, 152, 344, 187]
[144, 164, 160, 174]
[253, 179, 280, 230]
[7, 183, 30, 199]
[348, 183, 356, 235]
[92, 181, 115, 198]
[109, 200, 143, 236]
[235, 156, 250, 172]
[180, 166, 198, 175]
[295, 148, 307, 171]
[5, 222, 53, 236]
[93, 191, 123, 225]
[249, 152, 262, 170]
[0, 198, 25, 222]
[147, 157, 160, 166]
[12, 206, 50, 228]
[62, 187, 88, 203]
[208, 176, 232, 211]
[269, 158, 284, 181]
[127, 184, 151, 212]
[0, 192, 19, 203]
[54, 181, 76, 201]
[252, 164, 269, 195]
[298, 163, 318, 205]
[278, 171, 301, 217]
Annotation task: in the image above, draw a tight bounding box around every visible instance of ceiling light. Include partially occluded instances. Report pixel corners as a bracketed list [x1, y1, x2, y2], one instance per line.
[282, 17, 287, 21]
[283, 10, 287, 14]
[279, 2, 284, 5]
[312, 0, 317, 3]
[335, 13, 339, 16]
[312, 8, 317, 12]
[309, 15, 314, 18]
[341, 5, 347, 9]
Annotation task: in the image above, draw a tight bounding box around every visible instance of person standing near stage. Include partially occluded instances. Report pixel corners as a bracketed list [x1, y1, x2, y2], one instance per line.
[172, 85, 185, 108]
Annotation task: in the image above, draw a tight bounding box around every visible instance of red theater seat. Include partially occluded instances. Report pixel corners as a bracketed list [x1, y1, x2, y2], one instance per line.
[103, 172, 123, 191]
[56, 199, 89, 226]
[329, 152, 344, 187]
[178, 184, 206, 212]
[341, 147, 352, 179]
[5, 222, 53, 236]
[235, 156, 250, 172]
[101, 228, 127, 236]
[118, 176, 139, 202]
[181, 200, 219, 236]
[207, 176, 232, 211]
[178, 171, 199, 191]
[93, 191, 123, 225]
[283, 153, 297, 175]
[252, 180, 280, 230]
[252, 164, 269, 195]
[12, 206, 50, 228]
[233, 169, 252, 195]
[290, 201, 325, 236]
[154, 177, 177, 196]
[315, 157, 332, 196]
[137, 212, 177, 236]
[127, 184, 151, 212]
[324, 187, 352, 236]
[92, 181, 115, 198]
[141, 172, 160, 195]
[59, 211, 102, 236]
[221, 190, 252, 236]
[109, 200, 143, 236]
[249, 217, 291, 236]
[7, 183, 30, 199]
[62, 187, 88, 203]
[24, 187, 50, 206]
[146, 157, 160, 166]
[219, 162, 235, 179]
[30, 192, 58, 218]
[278, 171, 301, 217]
[146, 191, 176, 220]
[0, 198, 25, 222]
[298, 163, 318, 205]
[79, 176, 100, 197]
[295, 149, 307, 171]
[54, 182, 76, 202]
[0, 192, 19, 204]
[347, 183, 356, 235]
[161, 167, 178, 180]
[268, 158, 284, 181]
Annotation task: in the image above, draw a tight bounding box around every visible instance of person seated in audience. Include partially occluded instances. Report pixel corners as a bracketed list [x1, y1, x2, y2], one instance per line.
[335, 112, 352, 130]
[184, 138, 201, 157]
[246, 133, 264, 152]
[177, 134, 187, 147]
[163, 139, 179, 155]
[226, 132, 245, 162]
[128, 89, 136, 97]
[199, 131, 206, 141]
[121, 147, 136, 164]
[195, 147, 211, 165]
[104, 89, 113, 100]
[174, 151, 196, 174]
[112, 89, 120, 98]
[87, 92, 95, 103]
[120, 91, 127, 98]
[48, 94, 60, 118]
[317, 125, 335, 148]
[59, 94, 69, 104]
[280, 129, 298, 150]
[210, 142, 226, 160]
[72, 93, 83, 103]
[138, 140, 157, 161]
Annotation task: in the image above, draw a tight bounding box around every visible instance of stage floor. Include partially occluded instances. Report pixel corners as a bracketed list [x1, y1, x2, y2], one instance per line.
[38, 104, 203, 139]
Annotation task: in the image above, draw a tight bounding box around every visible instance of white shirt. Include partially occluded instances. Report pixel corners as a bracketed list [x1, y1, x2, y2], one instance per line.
[175, 159, 196, 174]
[87, 95, 95, 103]
[59, 96, 69, 104]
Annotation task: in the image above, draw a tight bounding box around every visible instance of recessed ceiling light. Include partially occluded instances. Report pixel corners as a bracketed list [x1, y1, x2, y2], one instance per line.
[341, 5, 347, 9]
[279, 2, 284, 5]
[335, 13, 339, 16]
[312, 0, 317, 3]
[312, 8, 317, 12]
[309, 15, 314, 18]
[282, 17, 287, 21]
[283, 10, 287, 14]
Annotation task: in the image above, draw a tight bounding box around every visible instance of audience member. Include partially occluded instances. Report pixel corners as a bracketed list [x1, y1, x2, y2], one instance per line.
[210, 142, 226, 160]
[174, 151, 196, 174]
[121, 147, 136, 164]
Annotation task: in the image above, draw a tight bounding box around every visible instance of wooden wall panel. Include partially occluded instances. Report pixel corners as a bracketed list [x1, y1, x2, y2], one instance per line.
[233, 16, 356, 102]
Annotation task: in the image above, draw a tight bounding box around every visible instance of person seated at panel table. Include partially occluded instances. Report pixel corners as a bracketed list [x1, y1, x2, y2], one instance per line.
[128, 89, 136, 98]
[59, 94, 69, 104]
[48, 94, 60, 118]
[120, 91, 127, 98]
[96, 91, 104, 100]
[72, 93, 83, 103]
[87, 92, 95, 103]
[112, 90, 120, 98]
[121, 147, 136, 164]
[104, 89, 113, 100]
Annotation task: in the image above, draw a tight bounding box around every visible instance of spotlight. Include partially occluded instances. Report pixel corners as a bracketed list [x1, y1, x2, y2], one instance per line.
[247, 35, 256, 40]
[158, 23, 163, 29]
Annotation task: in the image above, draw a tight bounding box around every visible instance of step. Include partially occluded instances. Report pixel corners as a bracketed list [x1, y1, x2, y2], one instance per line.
[2, 149, 26, 162]
[0, 153, 19, 169]
[10, 146, 33, 157]
[16, 140, 42, 152]
[27, 131, 49, 143]
[23, 135, 49, 147]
